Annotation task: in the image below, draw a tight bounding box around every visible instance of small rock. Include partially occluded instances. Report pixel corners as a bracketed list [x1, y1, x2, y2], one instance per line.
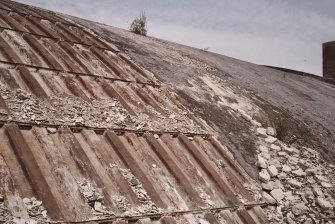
[282, 165, 292, 172]
[257, 155, 268, 169]
[259, 145, 269, 153]
[259, 169, 271, 182]
[316, 197, 333, 210]
[320, 182, 333, 188]
[153, 134, 159, 139]
[262, 192, 277, 204]
[315, 175, 328, 182]
[251, 120, 261, 127]
[270, 189, 284, 202]
[265, 136, 277, 143]
[42, 210, 47, 218]
[266, 127, 276, 136]
[46, 127, 57, 134]
[312, 186, 324, 197]
[267, 165, 278, 177]
[292, 203, 308, 216]
[256, 128, 268, 137]
[22, 198, 30, 204]
[287, 179, 302, 188]
[261, 181, 275, 191]
[270, 144, 281, 151]
[292, 169, 306, 177]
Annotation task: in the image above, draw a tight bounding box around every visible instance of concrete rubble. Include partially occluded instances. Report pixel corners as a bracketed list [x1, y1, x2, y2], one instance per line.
[247, 116, 335, 223]
[0, 82, 205, 134]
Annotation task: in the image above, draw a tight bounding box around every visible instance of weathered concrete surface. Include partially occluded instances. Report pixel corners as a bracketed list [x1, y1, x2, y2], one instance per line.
[74, 21, 335, 179]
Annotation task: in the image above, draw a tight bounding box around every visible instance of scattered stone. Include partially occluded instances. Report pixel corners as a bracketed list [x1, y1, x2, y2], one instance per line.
[270, 144, 281, 151]
[259, 169, 271, 182]
[265, 136, 277, 144]
[267, 165, 278, 177]
[320, 182, 333, 188]
[46, 127, 57, 134]
[261, 181, 275, 191]
[256, 128, 268, 137]
[262, 192, 277, 205]
[312, 186, 324, 197]
[292, 169, 306, 177]
[251, 120, 261, 127]
[257, 155, 268, 169]
[259, 145, 269, 153]
[287, 179, 302, 188]
[315, 175, 328, 182]
[282, 165, 292, 172]
[292, 203, 308, 216]
[270, 189, 284, 202]
[316, 197, 333, 210]
[305, 168, 317, 176]
[153, 134, 159, 139]
[266, 127, 276, 136]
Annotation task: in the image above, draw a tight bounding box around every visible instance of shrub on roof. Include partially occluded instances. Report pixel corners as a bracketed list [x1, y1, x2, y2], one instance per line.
[129, 11, 148, 36]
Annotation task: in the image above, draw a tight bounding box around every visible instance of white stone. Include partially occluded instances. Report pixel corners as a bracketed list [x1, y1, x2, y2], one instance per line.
[256, 128, 267, 137]
[22, 197, 30, 204]
[262, 192, 277, 204]
[267, 165, 278, 177]
[42, 210, 47, 218]
[257, 155, 267, 169]
[282, 165, 292, 172]
[270, 144, 281, 151]
[251, 120, 261, 127]
[266, 127, 276, 136]
[46, 127, 57, 134]
[287, 179, 302, 188]
[270, 189, 284, 202]
[265, 136, 277, 143]
[316, 197, 333, 210]
[259, 169, 271, 182]
[259, 145, 269, 153]
[292, 168, 306, 177]
[312, 186, 324, 197]
[315, 175, 328, 182]
[261, 181, 275, 191]
[292, 203, 308, 216]
[154, 134, 159, 139]
[321, 182, 333, 188]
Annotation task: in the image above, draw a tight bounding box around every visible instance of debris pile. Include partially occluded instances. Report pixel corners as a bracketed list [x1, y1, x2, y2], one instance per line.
[21, 197, 49, 222]
[0, 82, 204, 133]
[254, 127, 335, 223]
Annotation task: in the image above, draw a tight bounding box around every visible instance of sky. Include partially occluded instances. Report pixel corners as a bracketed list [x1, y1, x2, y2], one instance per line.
[18, 0, 335, 76]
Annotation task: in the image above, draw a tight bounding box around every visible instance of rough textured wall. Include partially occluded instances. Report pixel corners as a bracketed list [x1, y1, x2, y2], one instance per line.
[323, 41, 335, 80]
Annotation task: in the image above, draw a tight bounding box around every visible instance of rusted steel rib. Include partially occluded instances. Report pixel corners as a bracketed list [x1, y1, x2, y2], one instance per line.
[104, 131, 166, 209]
[0, 11, 24, 30]
[160, 216, 177, 224]
[17, 66, 48, 98]
[0, 68, 19, 88]
[204, 212, 220, 224]
[236, 208, 257, 224]
[4, 124, 64, 220]
[178, 134, 238, 205]
[135, 86, 167, 116]
[23, 34, 63, 70]
[81, 130, 140, 205]
[0, 92, 8, 115]
[208, 136, 251, 182]
[58, 127, 119, 211]
[91, 47, 128, 80]
[100, 80, 136, 116]
[144, 132, 205, 208]
[118, 53, 150, 80]
[63, 76, 90, 100]
[0, 34, 22, 63]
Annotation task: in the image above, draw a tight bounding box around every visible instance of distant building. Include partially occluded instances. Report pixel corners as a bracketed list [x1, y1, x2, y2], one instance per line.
[323, 41, 335, 80]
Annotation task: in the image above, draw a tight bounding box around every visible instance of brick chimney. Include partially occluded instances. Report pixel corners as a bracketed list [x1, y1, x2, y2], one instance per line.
[323, 41, 335, 80]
